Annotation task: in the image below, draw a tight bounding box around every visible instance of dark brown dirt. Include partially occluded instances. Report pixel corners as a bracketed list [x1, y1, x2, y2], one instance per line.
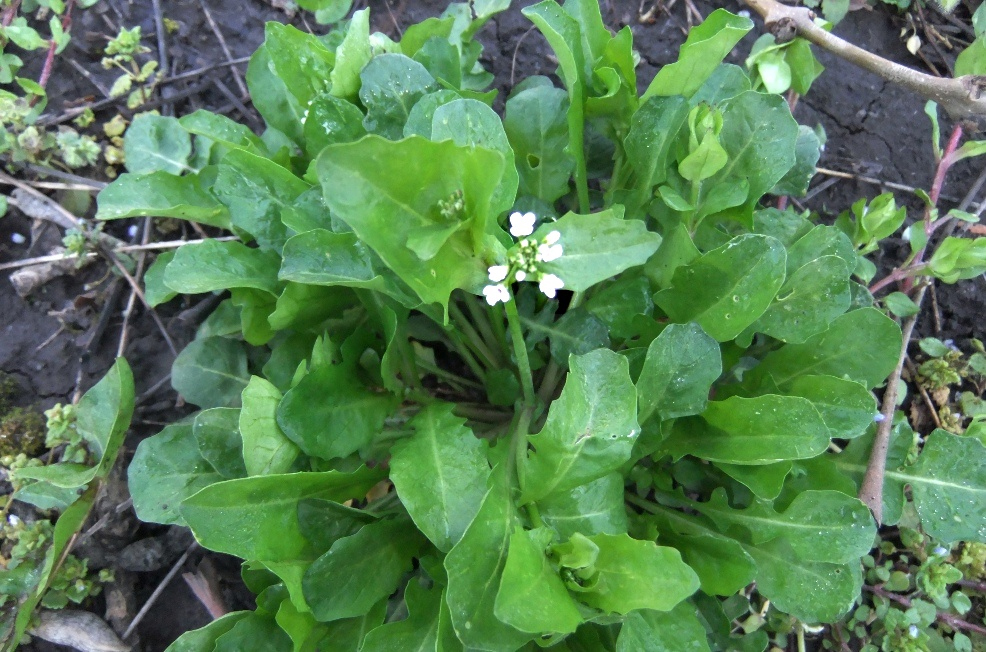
[2, 0, 984, 649]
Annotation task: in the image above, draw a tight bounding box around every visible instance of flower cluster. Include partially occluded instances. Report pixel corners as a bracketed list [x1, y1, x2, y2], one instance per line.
[483, 212, 565, 306]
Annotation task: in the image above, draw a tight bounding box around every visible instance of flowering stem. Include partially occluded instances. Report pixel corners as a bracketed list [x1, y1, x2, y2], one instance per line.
[504, 292, 536, 407]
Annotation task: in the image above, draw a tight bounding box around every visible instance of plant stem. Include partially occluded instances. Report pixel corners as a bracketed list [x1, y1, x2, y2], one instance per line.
[463, 297, 507, 367]
[569, 86, 591, 214]
[868, 264, 928, 295]
[37, 0, 75, 92]
[504, 295, 536, 408]
[395, 335, 422, 392]
[508, 403, 535, 501]
[416, 358, 483, 391]
[859, 126, 965, 521]
[447, 329, 488, 385]
[449, 303, 501, 370]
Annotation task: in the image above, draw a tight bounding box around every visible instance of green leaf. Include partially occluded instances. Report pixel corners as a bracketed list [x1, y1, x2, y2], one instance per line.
[693, 488, 875, 564]
[522, 349, 639, 503]
[414, 36, 463, 88]
[585, 274, 654, 340]
[171, 336, 250, 409]
[296, 0, 352, 23]
[231, 287, 277, 346]
[213, 613, 292, 652]
[772, 124, 821, 196]
[717, 461, 792, 501]
[579, 533, 700, 614]
[2, 19, 46, 50]
[268, 283, 354, 333]
[279, 229, 414, 305]
[504, 82, 574, 203]
[783, 375, 876, 440]
[193, 408, 247, 479]
[494, 527, 582, 635]
[403, 89, 461, 138]
[538, 307, 611, 366]
[390, 403, 490, 552]
[164, 240, 282, 296]
[213, 149, 310, 252]
[330, 8, 371, 100]
[179, 110, 267, 157]
[690, 64, 752, 106]
[616, 603, 712, 652]
[316, 136, 502, 313]
[359, 581, 444, 651]
[277, 359, 399, 460]
[744, 538, 861, 623]
[265, 22, 335, 106]
[180, 468, 382, 562]
[654, 234, 786, 342]
[648, 505, 756, 597]
[303, 93, 367, 160]
[303, 518, 421, 622]
[144, 250, 178, 307]
[532, 208, 663, 294]
[745, 255, 851, 343]
[317, 600, 387, 650]
[13, 358, 134, 489]
[663, 394, 830, 464]
[431, 98, 519, 214]
[751, 308, 902, 390]
[164, 612, 251, 652]
[643, 9, 753, 99]
[522, 1, 585, 92]
[444, 468, 532, 651]
[129, 423, 223, 526]
[296, 500, 377, 567]
[124, 114, 192, 175]
[785, 224, 856, 274]
[240, 377, 300, 476]
[359, 54, 439, 139]
[246, 44, 305, 144]
[538, 473, 628, 539]
[704, 91, 799, 217]
[645, 222, 700, 289]
[95, 171, 231, 228]
[909, 430, 986, 543]
[636, 322, 721, 423]
[400, 16, 455, 57]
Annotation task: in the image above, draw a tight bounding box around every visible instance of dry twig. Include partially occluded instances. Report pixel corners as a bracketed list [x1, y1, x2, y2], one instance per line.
[742, 0, 986, 121]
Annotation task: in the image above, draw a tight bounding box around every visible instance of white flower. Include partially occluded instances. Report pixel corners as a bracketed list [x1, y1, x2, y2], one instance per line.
[509, 211, 536, 237]
[544, 230, 561, 245]
[515, 270, 526, 282]
[7, 514, 20, 527]
[483, 284, 511, 306]
[487, 265, 509, 282]
[537, 243, 563, 262]
[538, 273, 564, 298]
